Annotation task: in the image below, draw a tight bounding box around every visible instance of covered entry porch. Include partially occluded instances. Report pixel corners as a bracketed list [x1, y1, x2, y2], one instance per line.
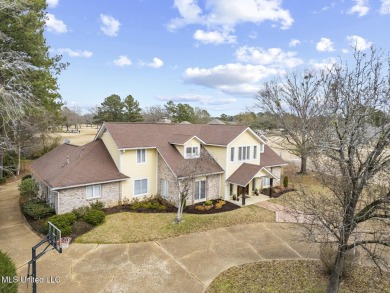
[227, 163, 278, 206]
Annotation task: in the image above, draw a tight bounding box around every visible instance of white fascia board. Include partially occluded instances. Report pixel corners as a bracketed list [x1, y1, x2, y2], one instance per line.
[227, 127, 266, 147]
[51, 178, 129, 191]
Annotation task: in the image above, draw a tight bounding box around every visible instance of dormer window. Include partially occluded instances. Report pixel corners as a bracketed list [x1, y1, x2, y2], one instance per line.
[185, 146, 199, 158]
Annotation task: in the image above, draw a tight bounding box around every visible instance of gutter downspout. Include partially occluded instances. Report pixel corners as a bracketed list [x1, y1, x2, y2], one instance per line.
[51, 190, 60, 214]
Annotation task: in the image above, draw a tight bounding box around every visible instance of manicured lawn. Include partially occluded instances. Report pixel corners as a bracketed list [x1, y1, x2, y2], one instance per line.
[206, 260, 390, 293]
[0, 250, 18, 293]
[76, 205, 274, 243]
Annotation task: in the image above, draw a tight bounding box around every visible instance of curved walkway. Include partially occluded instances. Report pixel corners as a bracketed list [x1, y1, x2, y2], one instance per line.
[0, 181, 319, 293]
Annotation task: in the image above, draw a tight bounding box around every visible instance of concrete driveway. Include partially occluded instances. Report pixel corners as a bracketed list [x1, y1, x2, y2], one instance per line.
[0, 181, 318, 293]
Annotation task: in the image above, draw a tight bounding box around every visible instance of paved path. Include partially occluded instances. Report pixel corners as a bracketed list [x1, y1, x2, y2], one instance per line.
[256, 201, 314, 223]
[0, 181, 319, 293]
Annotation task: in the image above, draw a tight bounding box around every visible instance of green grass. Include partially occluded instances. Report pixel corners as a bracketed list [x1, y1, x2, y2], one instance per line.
[76, 205, 275, 243]
[0, 250, 18, 293]
[207, 260, 390, 293]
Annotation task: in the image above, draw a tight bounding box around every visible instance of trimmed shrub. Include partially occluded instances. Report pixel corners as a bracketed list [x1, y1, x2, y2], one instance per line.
[46, 213, 77, 236]
[0, 250, 18, 293]
[21, 174, 32, 181]
[129, 197, 167, 211]
[23, 199, 55, 220]
[204, 200, 213, 206]
[18, 178, 38, 198]
[72, 206, 90, 219]
[83, 209, 105, 226]
[283, 176, 289, 188]
[89, 200, 104, 211]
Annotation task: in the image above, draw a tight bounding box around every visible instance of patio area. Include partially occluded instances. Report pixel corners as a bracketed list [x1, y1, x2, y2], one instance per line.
[226, 193, 270, 207]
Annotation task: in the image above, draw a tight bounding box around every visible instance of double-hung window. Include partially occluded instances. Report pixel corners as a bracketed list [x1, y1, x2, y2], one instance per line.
[137, 149, 146, 163]
[134, 179, 148, 195]
[161, 179, 168, 198]
[86, 185, 101, 199]
[238, 146, 250, 161]
[230, 147, 235, 162]
[253, 146, 257, 159]
[262, 177, 270, 187]
[194, 180, 206, 200]
[186, 147, 199, 158]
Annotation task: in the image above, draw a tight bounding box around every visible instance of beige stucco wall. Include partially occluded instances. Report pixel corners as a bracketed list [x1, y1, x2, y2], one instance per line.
[101, 131, 120, 169]
[120, 148, 158, 201]
[57, 181, 121, 214]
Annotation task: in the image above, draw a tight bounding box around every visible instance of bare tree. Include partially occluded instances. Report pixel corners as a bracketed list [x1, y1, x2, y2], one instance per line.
[291, 48, 390, 293]
[142, 105, 169, 122]
[174, 149, 217, 223]
[255, 70, 325, 174]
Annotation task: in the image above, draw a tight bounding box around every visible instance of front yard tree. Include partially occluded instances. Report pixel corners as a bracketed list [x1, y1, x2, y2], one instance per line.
[254, 70, 324, 174]
[294, 48, 390, 293]
[123, 95, 143, 122]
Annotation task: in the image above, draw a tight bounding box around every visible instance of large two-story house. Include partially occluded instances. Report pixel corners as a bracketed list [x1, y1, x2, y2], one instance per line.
[31, 122, 287, 214]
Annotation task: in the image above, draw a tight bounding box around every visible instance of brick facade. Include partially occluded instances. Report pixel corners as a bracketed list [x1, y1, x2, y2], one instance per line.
[157, 153, 221, 206]
[57, 182, 121, 214]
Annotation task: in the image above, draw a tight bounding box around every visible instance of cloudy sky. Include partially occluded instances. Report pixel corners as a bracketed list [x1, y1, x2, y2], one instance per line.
[45, 0, 390, 115]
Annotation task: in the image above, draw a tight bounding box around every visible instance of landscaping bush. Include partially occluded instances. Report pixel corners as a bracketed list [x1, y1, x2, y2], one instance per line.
[215, 200, 226, 209]
[72, 206, 90, 219]
[0, 250, 17, 293]
[283, 176, 289, 188]
[204, 200, 213, 206]
[45, 212, 77, 236]
[83, 209, 105, 226]
[89, 200, 104, 210]
[18, 178, 38, 198]
[319, 243, 358, 278]
[23, 199, 55, 220]
[129, 196, 168, 211]
[21, 174, 32, 181]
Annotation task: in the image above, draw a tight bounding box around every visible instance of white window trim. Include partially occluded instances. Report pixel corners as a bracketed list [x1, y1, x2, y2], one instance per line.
[194, 180, 206, 201]
[230, 147, 235, 162]
[238, 146, 251, 161]
[260, 144, 265, 153]
[86, 184, 102, 200]
[253, 145, 257, 160]
[185, 146, 200, 159]
[161, 179, 168, 198]
[136, 149, 146, 164]
[134, 178, 148, 196]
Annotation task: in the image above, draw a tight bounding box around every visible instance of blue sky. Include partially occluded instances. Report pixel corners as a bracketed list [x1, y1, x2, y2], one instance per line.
[45, 0, 390, 116]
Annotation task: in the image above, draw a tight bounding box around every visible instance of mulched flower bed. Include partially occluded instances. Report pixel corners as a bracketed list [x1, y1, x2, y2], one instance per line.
[260, 187, 296, 198]
[185, 199, 240, 214]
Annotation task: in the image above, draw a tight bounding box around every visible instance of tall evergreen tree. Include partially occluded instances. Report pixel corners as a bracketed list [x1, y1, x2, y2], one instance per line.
[94, 94, 124, 123]
[123, 95, 143, 122]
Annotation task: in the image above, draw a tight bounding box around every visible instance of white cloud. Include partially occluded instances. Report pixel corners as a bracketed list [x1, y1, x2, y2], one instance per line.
[145, 57, 164, 68]
[348, 0, 370, 17]
[183, 63, 282, 96]
[47, 0, 59, 8]
[316, 37, 335, 52]
[46, 13, 67, 34]
[100, 14, 120, 37]
[113, 55, 132, 67]
[193, 29, 236, 44]
[310, 58, 337, 71]
[380, 0, 390, 14]
[235, 46, 303, 68]
[57, 48, 93, 58]
[346, 35, 372, 51]
[168, 0, 293, 32]
[157, 94, 237, 105]
[288, 39, 300, 47]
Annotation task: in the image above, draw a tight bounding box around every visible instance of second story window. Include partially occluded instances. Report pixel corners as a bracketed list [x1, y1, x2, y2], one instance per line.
[185, 147, 199, 158]
[238, 146, 250, 161]
[137, 149, 146, 163]
[230, 147, 235, 162]
[253, 146, 257, 159]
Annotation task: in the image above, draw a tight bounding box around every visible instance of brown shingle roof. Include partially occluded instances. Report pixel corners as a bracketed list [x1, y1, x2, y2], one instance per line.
[260, 145, 287, 167]
[31, 140, 128, 189]
[226, 163, 262, 187]
[102, 123, 249, 176]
